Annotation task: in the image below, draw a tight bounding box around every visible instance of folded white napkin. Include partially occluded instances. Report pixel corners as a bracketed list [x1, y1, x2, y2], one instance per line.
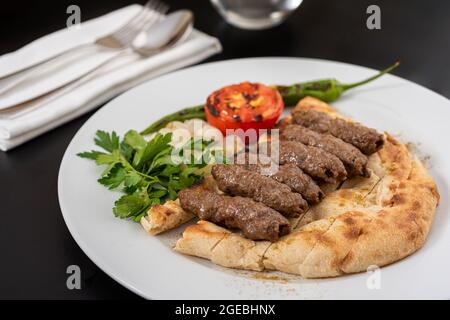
[0, 4, 222, 151]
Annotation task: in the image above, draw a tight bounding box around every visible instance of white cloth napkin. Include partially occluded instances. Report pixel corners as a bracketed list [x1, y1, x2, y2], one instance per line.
[0, 4, 222, 151]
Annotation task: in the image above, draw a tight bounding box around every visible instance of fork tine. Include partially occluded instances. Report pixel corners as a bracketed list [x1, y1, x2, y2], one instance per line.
[113, 1, 168, 46]
[139, 1, 169, 30]
[112, 1, 155, 40]
[111, 0, 153, 36]
[115, 1, 167, 40]
[114, 12, 157, 43]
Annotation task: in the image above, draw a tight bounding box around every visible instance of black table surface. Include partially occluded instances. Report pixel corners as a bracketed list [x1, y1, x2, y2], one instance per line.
[1, 0, 449, 299]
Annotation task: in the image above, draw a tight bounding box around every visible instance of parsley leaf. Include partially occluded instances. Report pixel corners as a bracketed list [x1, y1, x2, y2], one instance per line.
[124, 171, 142, 188]
[113, 192, 151, 219]
[136, 132, 172, 171]
[94, 130, 120, 152]
[98, 164, 126, 189]
[78, 129, 222, 222]
[77, 150, 107, 160]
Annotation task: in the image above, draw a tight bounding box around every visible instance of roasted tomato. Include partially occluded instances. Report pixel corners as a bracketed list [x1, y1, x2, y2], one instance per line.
[205, 82, 284, 135]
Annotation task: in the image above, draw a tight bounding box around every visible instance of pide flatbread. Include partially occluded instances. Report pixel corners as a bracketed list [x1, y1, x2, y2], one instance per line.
[141, 199, 194, 235]
[175, 220, 272, 271]
[174, 97, 440, 278]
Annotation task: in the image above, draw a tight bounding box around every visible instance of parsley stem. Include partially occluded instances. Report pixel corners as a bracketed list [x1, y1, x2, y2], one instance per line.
[119, 156, 156, 180]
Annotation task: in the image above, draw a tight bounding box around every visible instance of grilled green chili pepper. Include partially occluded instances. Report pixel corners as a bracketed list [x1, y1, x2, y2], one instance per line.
[141, 105, 205, 135]
[141, 62, 399, 135]
[276, 61, 400, 105]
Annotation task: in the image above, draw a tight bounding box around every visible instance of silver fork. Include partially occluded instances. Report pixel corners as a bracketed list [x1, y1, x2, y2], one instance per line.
[94, 0, 168, 49]
[0, 0, 168, 93]
[0, 1, 169, 119]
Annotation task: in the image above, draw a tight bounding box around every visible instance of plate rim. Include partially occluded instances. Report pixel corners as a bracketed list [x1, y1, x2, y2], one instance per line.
[57, 56, 450, 299]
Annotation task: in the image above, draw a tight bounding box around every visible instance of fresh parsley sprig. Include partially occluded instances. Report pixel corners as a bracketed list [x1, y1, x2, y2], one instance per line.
[78, 130, 219, 222]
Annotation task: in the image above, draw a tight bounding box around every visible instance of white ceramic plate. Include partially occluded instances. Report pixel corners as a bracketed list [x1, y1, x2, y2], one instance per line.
[58, 58, 450, 299]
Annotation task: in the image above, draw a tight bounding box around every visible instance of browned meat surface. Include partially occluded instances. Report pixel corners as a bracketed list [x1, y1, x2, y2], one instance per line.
[277, 140, 347, 184]
[178, 187, 290, 241]
[291, 109, 384, 155]
[280, 124, 370, 177]
[211, 164, 308, 217]
[235, 153, 324, 204]
[270, 164, 324, 204]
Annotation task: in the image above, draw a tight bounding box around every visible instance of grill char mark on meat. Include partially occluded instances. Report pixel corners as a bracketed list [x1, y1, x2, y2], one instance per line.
[211, 164, 308, 218]
[276, 140, 347, 184]
[280, 124, 370, 177]
[291, 109, 384, 155]
[178, 187, 291, 242]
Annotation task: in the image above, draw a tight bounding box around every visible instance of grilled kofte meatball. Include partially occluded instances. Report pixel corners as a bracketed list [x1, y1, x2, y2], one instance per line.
[280, 124, 370, 177]
[178, 187, 290, 242]
[270, 164, 324, 204]
[236, 153, 324, 204]
[276, 140, 347, 184]
[211, 164, 308, 218]
[291, 109, 384, 155]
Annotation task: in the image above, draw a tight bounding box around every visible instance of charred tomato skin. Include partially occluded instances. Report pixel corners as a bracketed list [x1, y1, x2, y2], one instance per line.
[204, 82, 284, 134]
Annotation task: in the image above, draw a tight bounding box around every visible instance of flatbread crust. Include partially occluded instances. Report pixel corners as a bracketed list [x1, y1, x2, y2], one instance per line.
[174, 97, 440, 278]
[141, 199, 194, 235]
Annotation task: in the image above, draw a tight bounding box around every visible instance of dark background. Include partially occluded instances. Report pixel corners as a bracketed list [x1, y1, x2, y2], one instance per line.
[0, 0, 449, 299]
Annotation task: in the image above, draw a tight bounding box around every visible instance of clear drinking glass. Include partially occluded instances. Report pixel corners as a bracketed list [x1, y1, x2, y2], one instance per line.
[210, 0, 303, 30]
